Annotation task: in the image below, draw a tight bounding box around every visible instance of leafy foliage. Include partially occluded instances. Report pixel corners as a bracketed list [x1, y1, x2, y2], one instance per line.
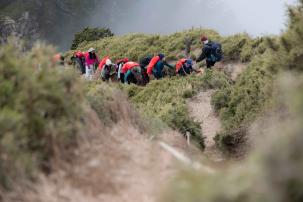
[211, 0, 303, 154]
[69, 28, 222, 62]
[124, 71, 231, 149]
[71, 27, 114, 50]
[0, 43, 85, 189]
[162, 73, 303, 202]
[212, 53, 275, 153]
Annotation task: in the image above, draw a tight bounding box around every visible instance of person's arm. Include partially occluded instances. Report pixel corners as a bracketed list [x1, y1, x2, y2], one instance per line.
[196, 46, 210, 63]
[163, 61, 174, 69]
[124, 70, 132, 84]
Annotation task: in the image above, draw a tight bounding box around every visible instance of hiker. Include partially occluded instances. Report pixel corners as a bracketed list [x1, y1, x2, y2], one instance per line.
[98, 58, 117, 82]
[139, 55, 153, 84]
[96, 56, 115, 81]
[116, 58, 129, 83]
[147, 54, 174, 79]
[53, 53, 65, 66]
[71, 50, 85, 74]
[121, 62, 143, 85]
[84, 47, 99, 80]
[176, 58, 194, 76]
[196, 36, 223, 68]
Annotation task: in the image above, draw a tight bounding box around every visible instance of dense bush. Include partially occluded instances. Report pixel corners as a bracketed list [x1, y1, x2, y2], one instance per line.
[211, 0, 303, 154]
[67, 27, 275, 68]
[212, 53, 275, 153]
[71, 27, 114, 50]
[85, 81, 146, 132]
[124, 70, 231, 149]
[68, 28, 222, 62]
[222, 33, 274, 62]
[0, 43, 85, 189]
[162, 73, 303, 202]
[278, 1, 303, 71]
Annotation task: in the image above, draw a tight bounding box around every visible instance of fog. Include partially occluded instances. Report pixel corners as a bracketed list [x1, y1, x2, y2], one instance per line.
[88, 0, 297, 37]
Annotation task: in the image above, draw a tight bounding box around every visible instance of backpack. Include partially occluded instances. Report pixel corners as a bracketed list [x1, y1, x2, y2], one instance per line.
[208, 42, 223, 62]
[140, 56, 152, 67]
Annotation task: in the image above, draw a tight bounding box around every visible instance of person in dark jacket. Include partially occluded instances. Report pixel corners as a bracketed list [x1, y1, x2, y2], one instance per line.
[147, 54, 174, 79]
[176, 58, 194, 76]
[139, 55, 153, 85]
[196, 36, 223, 68]
[71, 51, 85, 74]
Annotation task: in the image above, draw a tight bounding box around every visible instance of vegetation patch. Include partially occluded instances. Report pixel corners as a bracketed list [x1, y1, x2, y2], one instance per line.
[123, 70, 231, 149]
[212, 53, 275, 153]
[0, 43, 85, 189]
[162, 73, 303, 202]
[71, 27, 114, 50]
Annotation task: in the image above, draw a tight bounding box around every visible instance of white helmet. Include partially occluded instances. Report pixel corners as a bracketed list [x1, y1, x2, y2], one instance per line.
[88, 47, 95, 53]
[106, 59, 113, 65]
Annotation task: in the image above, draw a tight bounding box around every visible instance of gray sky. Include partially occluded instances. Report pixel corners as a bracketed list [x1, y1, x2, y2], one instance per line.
[90, 0, 297, 37]
[224, 0, 297, 36]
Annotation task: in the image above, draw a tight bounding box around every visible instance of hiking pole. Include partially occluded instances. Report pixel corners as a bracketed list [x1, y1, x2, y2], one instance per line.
[159, 142, 216, 174]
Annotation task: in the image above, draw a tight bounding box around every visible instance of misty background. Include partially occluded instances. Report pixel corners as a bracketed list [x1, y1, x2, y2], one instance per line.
[81, 0, 298, 50]
[91, 0, 296, 36]
[0, 0, 297, 50]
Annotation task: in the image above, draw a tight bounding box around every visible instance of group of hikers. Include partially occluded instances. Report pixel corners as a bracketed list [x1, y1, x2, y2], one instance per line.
[69, 35, 223, 85]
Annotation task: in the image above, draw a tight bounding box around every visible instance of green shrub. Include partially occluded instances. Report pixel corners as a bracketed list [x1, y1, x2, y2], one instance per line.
[123, 71, 231, 149]
[211, 86, 232, 113]
[162, 73, 303, 202]
[221, 34, 272, 62]
[213, 53, 275, 153]
[278, 2, 303, 71]
[71, 27, 114, 50]
[0, 43, 85, 189]
[85, 81, 145, 131]
[67, 28, 222, 62]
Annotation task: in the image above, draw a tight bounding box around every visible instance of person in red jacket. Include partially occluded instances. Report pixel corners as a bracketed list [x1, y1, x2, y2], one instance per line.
[71, 50, 85, 74]
[121, 62, 142, 84]
[52, 53, 65, 66]
[96, 57, 117, 82]
[147, 54, 174, 79]
[176, 58, 194, 76]
[97, 56, 111, 71]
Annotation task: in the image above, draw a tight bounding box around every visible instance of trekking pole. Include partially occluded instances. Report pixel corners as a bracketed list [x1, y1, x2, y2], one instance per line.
[159, 142, 216, 174]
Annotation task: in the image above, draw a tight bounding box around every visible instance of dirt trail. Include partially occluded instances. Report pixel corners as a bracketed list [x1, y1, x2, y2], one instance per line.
[218, 62, 247, 81]
[188, 62, 247, 161]
[188, 90, 224, 161]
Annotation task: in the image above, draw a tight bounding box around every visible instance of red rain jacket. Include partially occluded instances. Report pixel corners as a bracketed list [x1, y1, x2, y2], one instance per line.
[74, 51, 84, 58]
[116, 58, 129, 64]
[121, 62, 140, 74]
[98, 56, 110, 70]
[176, 58, 187, 73]
[147, 56, 160, 75]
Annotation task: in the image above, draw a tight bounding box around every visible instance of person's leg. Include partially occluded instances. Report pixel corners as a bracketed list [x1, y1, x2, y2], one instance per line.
[183, 66, 191, 75]
[128, 73, 138, 84]
[141, 66, 149, 84]
[85, 65, 90, 79]
[75, 58, 84, 74]
[120, 73, 125, 83]
[88, 65, 94, 80]
[206, 61, 216, 69]
[80, 58, 86, 74]
[178, 69, 185, 76]
[155, 61, 164, 79]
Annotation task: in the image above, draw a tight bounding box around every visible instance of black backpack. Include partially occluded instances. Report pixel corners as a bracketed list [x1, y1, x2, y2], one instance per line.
[140, 56, 152, 67]
[207, 42, 223, 62]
